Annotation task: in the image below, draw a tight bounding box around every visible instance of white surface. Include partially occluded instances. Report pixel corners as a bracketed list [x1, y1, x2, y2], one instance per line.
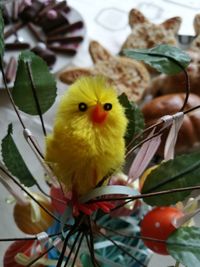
[1, 0, 200, 266]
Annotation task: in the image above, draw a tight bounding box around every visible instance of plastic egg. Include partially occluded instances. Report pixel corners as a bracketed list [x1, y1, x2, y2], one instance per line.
[13, 193, 54, 235]
[3, 240, 44, 267]
[140, 206, 184, 255]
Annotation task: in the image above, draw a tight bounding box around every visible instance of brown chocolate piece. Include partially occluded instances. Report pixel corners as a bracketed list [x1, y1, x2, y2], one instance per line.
[36, 0, 57, 20]
[47, 35, 83, 44]
[47, 45, 77, 55]
[5, 57, 17, 83]
[36, 0, 69, 20]
[27, 23, 45, 42]
[4, 21, 25, 39]
[40, 11, 69, 33]
[53, 1, 69, 11]
[19, 0, 45, 22]
[5, 42, 30, 51]
[47, 21, 84, 36]
[31, 44, 56, 66]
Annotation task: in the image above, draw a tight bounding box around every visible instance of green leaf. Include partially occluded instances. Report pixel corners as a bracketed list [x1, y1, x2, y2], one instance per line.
[118, 93, 144, 145]
[167, 226, 200, 267]
[141, 151, 200, 206]
[80, 254, 93, 267]
[0, 8, 4, 58]
[1, 124, 36, 187]
[123, 45, 191, 75]
[12, 51, 57, 115]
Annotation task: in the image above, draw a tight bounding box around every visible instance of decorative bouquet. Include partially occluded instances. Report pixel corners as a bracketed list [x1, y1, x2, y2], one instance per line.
[1, 5, 200, 267]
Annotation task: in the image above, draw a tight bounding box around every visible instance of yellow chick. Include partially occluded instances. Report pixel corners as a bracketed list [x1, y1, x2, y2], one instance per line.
[45, 76, 128, 197]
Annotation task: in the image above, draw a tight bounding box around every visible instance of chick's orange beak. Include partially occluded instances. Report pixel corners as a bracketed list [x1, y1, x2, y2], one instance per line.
[91, 104, 108, 124]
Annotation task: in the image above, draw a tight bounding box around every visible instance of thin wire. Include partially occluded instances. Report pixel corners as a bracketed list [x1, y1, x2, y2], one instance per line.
[0, 57, 45, 159]
[88, 184, 200, 208]
[56, 228, 77, 267]
[71, 233, 84, 267]
[97, 230, 147, 267]
[85, 232, 100, 267]
[26, 61, 47, 136]
[56, 215, 85, 267]
[99, 225, 198, 250]
[34, 182, 66, 205]
[0, 232, 62, 242]
[27, 245, 55, 267]
[143, 155, 200, 193]
[63, 232, 81, 267]
[0, 57, 26, 128]
[126, 120, 162, 151]
[88, 217, 100, 267]
[0, 165, 62, 223]
[126, 103, 200, 158]
[101, 225, 167, 243]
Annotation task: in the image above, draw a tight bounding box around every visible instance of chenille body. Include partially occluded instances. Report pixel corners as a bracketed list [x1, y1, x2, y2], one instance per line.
[45, 76, 128, 197]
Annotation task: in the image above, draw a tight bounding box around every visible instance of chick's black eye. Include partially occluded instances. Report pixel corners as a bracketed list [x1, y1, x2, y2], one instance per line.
[79, 102, 87, 112]
[104, 103, 112, 111]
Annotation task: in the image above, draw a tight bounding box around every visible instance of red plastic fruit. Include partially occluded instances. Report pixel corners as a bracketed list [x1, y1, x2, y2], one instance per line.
[140, 206, 184, 255]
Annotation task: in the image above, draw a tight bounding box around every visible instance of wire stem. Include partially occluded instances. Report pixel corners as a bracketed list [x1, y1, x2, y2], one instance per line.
[0, 165, 62, 223]
[26, 61, 47, 136]
[71, 233, 84, 267]
[97, 230, 147, 267]
[63, 232, 81, 267]
[0, 232, 61, 242]
[126, 103, 200, 157]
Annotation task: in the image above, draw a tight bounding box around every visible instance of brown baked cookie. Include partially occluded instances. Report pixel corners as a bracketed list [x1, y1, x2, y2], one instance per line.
[121, 9, 181, 51]
[149, 14, 200, 97]
[59, 40, 150, 103]
[142, 93, 200, 156]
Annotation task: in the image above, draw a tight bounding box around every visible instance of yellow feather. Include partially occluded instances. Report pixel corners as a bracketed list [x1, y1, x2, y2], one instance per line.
[45, 76, 128, 197]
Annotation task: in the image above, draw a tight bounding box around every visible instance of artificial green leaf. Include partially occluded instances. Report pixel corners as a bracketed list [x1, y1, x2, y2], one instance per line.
[12, 51, 57, 115]
[123, 45, 191, 75]
[1, 124, 36, 187]
[118, 93, 144, 145]
[80, 254, 93, 267]
[0, 9, 4, 59]
[141, 151, 200, 206]
[167, 226, 200, 267]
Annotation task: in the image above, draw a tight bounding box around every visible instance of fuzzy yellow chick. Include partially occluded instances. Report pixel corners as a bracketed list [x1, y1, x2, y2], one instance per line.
[45, 76, 128, 198]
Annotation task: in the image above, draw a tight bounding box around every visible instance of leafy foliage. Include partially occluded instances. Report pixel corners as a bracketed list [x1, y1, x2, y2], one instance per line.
[1, 124, 36, 187]
[12, 51, 57, 115]
[123, 45, 191, 74]
[118, 93, 144, 145]
[167, 227, 200, 267]
[141, 151, 200, 206]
